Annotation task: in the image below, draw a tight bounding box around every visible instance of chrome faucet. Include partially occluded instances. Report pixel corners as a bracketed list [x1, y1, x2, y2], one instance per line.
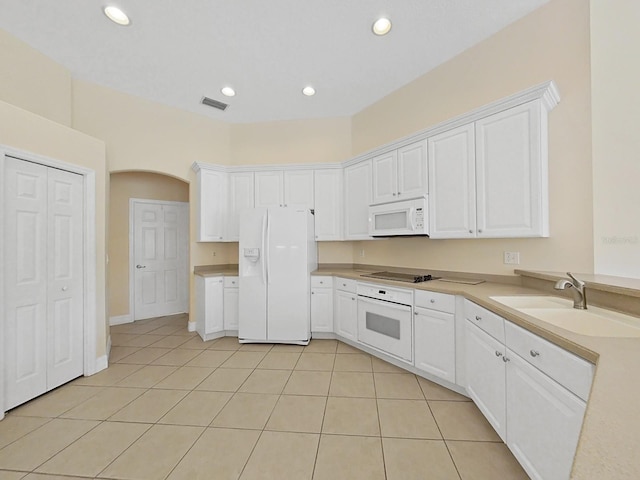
[554, 272, 587, 309]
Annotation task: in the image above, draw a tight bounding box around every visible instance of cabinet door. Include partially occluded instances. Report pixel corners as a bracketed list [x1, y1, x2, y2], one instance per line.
[506, 349, 587, 480]
[196, 277, 224, 340]
[284, 170, 314, 209]
[397, 141, 428, 200]
[255, 171, 284, 208]
[344, 160, 373, 240]
[334, 290, 357, 341]
[223, 287, 239, 331]
[227, 172, 254, 241]
[314, 169, 343, 241]
[311, 287, 334, 333]
[414, 307, 455, 383]
[465, 319, 506, 441]
[475, 101, 548, 238]
[428, 124, 476, 239]
[197, 169, 227, 241]
[371, 151, 398, 204]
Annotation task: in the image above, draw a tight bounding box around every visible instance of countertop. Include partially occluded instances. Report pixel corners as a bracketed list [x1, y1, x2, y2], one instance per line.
[195, 263, 640, 477]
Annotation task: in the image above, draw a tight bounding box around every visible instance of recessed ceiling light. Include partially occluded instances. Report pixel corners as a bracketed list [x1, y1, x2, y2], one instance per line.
[372, 17, 392, 36]
[302, 86, 316, 96]
[103, 6, 130, 26]
[221, 86, 236, 97]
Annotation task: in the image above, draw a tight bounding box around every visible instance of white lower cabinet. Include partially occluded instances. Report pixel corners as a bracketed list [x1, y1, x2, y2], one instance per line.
[506, 348, 587, 480]
[195, 276, 224, 341]
[465, 319, 507, 441]
[334, 280, 357, 341]
[414, 291, 456, 383]
[311, 277, 333, 333]
[223, 276, 239, 331]
[464, 300, 594, 479]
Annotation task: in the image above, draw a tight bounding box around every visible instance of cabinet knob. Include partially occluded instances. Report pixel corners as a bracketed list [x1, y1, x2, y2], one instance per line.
[430, 299, 435, 304]
[397, 191, 401, 195]
[502, 356, 510, 363]
[530, 350, 540, 358]
[312, 292, 315, 295]
[469, 230, 473, 234]
[475, 315, 481, 321]
[495, 351, 502, 357]
[414, 311, 418, 315]
[319, 281, 323, 284]
[62, 286, 68, 292]
[343, 283, 347, 287]
[478, 229, 482, 233]
[351, 297, 355, 301]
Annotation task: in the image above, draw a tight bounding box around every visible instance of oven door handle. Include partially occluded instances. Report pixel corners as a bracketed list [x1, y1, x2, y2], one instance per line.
[357, 295, 412, 312]
[409, 207, 416, 231]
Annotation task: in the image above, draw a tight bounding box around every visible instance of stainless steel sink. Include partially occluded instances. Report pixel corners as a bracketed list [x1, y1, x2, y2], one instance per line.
[490, 295, 640, 338]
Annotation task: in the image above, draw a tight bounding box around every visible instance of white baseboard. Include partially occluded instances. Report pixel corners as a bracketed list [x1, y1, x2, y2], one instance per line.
[109, 314, 132, 326]
[94, 354, 109, 374]
[187, 321, 196, 332]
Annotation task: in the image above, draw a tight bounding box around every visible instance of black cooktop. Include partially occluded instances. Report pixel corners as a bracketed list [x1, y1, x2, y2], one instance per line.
[360, 271, 440, 283]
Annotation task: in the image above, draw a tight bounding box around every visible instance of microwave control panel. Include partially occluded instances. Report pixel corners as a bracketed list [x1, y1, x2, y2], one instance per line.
[415, 207, 424, 228]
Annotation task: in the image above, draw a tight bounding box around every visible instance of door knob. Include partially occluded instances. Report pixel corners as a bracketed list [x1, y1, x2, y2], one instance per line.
[136, 265, 146, 269]
[61, 286, 68, 291]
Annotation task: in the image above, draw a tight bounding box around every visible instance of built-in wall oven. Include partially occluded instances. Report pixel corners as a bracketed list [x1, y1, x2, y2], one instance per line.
[357, 283, 413, 362]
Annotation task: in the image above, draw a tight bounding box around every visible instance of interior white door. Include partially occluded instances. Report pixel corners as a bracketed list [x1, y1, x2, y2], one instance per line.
[4, 158, 48, 409]
[46, 167, 84, 390]
[133, 201, 188, 320]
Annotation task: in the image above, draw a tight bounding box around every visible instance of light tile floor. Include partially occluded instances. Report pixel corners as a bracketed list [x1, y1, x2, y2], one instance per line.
[0, 314, 529, 479]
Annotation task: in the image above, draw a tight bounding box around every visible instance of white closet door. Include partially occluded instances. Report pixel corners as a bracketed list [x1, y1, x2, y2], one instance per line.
[4, 158, 49, 410]
[46, 167, 84, 390]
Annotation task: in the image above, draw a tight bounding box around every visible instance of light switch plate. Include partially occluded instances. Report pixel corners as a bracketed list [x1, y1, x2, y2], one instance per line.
[504, 251, 520, 265]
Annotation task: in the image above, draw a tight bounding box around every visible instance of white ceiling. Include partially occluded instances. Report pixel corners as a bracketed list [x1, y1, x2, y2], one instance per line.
[0, 0, 548, 123]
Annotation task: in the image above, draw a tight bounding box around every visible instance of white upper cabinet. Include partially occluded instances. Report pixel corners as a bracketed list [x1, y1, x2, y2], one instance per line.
[397, 140, 428, 200]
[428, 124, 476, 239]
[372, 140, 428, 205]
[344, 160, 373, 240]
[284, 169, 314, 209]
[429, 100, 550, 239]
[196, 167, 227, 242]
[475, 101, 548, 238]
[254, 171, 284, 208]
[227, 172, 254, 242]
[314, 168, 343, 241]
[372, 151, 398, 204]
[254, 169, 314, 210]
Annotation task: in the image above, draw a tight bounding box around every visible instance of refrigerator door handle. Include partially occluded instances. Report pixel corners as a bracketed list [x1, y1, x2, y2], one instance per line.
[261, 214, 267, 285]
[266, 213, 271, 285]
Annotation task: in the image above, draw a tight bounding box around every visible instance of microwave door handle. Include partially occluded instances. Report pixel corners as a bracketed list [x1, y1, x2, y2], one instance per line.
[409, 207, 416, 231]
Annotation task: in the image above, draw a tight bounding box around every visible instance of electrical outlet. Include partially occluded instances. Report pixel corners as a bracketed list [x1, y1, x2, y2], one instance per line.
[503, 251, 520, 265]
[212, 251, 217, 257]
[360, 249, 365, 258]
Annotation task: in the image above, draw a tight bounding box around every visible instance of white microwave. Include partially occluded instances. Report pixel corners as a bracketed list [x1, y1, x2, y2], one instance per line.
[369, 197, 429, 237]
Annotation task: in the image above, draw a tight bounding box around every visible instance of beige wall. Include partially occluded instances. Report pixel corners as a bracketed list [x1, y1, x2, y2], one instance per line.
[0, 29, 72, 126]
[109, 172, 189, 317]
[230, 117, 352, 165]
[0, 99, 108, 357]
[350, 0, 593, 276]
[590, 0, 640, 278]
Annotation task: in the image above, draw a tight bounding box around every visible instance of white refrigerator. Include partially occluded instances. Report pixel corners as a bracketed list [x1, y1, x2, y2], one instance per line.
[238, 207, 317, 345]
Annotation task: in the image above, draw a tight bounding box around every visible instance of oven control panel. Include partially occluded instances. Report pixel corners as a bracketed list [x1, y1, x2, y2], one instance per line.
[356, 283, 414, 306]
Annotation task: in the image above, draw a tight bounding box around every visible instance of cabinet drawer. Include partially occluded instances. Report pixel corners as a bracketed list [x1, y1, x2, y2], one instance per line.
[335, 277, 357, 293]
[415, 290, 455, 313]
[311, 276, 333, 288]
[505, 322, 594, 401]
[224, 276, 238, 288]
[464, 300, 505, 343]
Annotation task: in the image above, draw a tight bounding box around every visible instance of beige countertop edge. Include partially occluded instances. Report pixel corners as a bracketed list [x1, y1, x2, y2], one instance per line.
[516, 269, 640, 298]
[194, 264, 239, 277]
